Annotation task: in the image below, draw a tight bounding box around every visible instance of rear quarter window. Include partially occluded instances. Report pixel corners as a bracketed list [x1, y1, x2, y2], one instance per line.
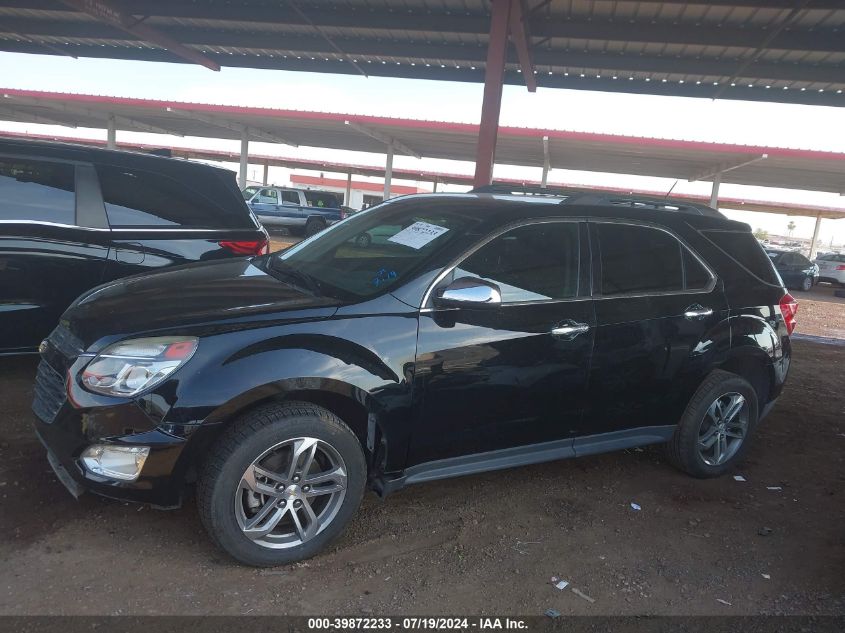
[96, 164, 253, 229]
[701, 230, 781, 286]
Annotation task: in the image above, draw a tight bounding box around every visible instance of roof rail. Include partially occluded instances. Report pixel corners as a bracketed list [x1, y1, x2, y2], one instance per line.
[471, 183, 724, 218]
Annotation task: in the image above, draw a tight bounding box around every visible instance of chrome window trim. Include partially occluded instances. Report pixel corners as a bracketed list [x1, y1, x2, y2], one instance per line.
[421, 217, 586, 309]
[588, 218, 717, 300]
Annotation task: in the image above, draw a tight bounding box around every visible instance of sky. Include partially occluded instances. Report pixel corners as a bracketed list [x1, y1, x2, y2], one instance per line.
[2, 52, 844, 246]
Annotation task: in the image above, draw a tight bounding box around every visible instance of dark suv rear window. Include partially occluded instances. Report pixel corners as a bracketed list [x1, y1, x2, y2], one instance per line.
[701, 230, 780, 285]
[97, 164, 252, 229]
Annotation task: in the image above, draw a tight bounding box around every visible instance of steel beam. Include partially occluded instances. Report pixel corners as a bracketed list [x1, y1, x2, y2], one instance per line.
[709, 173, 721, 210]
[473, 0, 511, 188]
[383, 145, 394, 200]
[262, 161, 269, 185]
[691, 154, 768, 183]
[345, 172, 352, 205]
[541, 136, 550, 188]
[508, 0, 536, 92]
[56, 0, 220, 71]
[166, 108, 298, 146]
[239, 130, 249, 189]
[809, 213, 822, 260]
[106, 114, 116, 149]
[344, 120, 420, 159]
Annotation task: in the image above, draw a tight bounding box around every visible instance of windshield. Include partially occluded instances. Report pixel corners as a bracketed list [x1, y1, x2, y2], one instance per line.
[271, 202, 483, 300]
[242, 186, 260, 201]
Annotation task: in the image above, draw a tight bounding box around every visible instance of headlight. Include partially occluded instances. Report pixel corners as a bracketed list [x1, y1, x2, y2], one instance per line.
[80, 336, 198, 397]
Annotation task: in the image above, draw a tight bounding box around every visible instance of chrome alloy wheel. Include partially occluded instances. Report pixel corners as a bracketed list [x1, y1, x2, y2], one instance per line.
[234, 437, 347, 549]
[697, 392, 749, 466]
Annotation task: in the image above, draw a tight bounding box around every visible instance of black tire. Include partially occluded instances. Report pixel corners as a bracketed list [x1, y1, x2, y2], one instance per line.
[198, 401, 366, 566]
[799, 276, 812, 292]
[305, 218, 326, 237]
[355, 232, 372, 248]
[664, 369, 759, 478]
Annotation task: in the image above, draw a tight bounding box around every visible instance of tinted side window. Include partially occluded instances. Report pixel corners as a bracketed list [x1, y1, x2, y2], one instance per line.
[455, 222, 580, 302]
[597, 223, 683, 295]
[97, 165, 241, 228]
[683, 248, 712, 290]
[281, 191, 300, 204]
[702, 230, 780, 285]
[0, 157, 75, 224]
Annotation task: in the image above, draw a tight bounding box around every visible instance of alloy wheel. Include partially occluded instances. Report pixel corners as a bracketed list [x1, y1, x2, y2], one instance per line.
[697, 392, 748, 466]
[234, 437, 347, 549]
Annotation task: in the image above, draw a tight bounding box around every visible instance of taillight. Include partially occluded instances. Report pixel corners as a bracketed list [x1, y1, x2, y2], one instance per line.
[219, 238, 269, 256]
[779, 293, 798, 336]
[836, 265, 845, 271]
[339, 209, 347, 220]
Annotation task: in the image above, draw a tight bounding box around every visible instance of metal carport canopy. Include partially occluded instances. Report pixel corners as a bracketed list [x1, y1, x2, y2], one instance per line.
[2, 88, 845, 195]
[8, 130, 845, 222]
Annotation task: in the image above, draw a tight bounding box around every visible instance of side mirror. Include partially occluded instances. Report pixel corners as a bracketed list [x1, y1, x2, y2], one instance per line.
[434, 277, 502, 308]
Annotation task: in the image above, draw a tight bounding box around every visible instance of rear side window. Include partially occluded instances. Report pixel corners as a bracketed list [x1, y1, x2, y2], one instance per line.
[281, 191, 300, 204]
[456, 222, 580, 302]
[702, 230, 780, 285]
[597, 223, 684, 295]
[0, 157, 75, 224]
[97, 165, 246, 229]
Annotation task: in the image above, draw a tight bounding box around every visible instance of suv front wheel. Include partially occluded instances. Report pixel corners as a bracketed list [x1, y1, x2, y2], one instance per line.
[198, 401, 366, 566]
[665, 370, 759, 478]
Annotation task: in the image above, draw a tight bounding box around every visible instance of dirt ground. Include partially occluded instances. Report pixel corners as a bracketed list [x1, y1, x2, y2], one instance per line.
[0, 338, 843, 616]
[794, 284, 845, 339]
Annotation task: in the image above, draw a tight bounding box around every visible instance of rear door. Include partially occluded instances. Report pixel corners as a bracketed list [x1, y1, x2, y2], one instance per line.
[411, 220, 595, 465]
[0, 156, 109, 352]
[584, 220, 727, 438]
[278, 189, 308, 227]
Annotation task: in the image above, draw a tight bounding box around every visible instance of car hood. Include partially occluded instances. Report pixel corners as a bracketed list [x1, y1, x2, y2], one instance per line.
[63, 257, 339, 351]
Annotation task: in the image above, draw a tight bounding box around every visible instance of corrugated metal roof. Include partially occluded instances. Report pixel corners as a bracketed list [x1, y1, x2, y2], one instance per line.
[0, 0, 841, 105]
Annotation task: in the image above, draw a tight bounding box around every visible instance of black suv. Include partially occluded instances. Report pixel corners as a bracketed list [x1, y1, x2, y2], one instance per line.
[32, 187, 794, 566]
[0, 138, 269, 354]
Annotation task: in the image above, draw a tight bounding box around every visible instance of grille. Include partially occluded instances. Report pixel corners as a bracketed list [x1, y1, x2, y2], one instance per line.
[32, 360, 67, 424]
[48, 323, 84, 360]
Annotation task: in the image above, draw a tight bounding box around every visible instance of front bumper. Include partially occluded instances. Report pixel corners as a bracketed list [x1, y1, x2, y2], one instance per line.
[32, 354, 192, 508]
[33, 404, 190, 508]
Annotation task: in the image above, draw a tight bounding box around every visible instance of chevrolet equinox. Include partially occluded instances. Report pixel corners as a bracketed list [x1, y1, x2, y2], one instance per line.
[33, 187, 794, 566]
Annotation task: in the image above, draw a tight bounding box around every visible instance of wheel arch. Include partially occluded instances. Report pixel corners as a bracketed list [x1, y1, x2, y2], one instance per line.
[717, 348, 773, 407]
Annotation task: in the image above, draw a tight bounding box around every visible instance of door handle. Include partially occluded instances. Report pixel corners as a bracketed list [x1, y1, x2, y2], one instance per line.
[684, 304, 713, 320]
[551, 321, 591, 340]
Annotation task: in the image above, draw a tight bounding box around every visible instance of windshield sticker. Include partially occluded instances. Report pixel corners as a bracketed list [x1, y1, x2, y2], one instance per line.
[388, 222, 449, 250]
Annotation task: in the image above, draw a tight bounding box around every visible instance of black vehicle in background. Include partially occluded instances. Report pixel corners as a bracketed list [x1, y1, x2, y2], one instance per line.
[765, 249, 819, 292]
[33, 187, 794, 566]
[0, 138, 269, 354]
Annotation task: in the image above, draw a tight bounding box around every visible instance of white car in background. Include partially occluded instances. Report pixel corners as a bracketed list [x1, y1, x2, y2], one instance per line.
[814, 253, 845, 286]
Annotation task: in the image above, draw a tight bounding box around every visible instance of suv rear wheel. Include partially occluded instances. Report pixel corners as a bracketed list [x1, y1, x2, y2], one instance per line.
[665, 370, 758, 478]
[198, 401, 366, 566]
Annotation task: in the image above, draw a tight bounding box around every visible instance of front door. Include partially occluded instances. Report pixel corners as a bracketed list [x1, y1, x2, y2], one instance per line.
[585, 221, 729, 438]
[410, 220, 594, 466]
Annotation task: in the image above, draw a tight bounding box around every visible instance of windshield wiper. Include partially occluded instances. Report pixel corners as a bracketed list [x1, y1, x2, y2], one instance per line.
[268, 258, 322, 296]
